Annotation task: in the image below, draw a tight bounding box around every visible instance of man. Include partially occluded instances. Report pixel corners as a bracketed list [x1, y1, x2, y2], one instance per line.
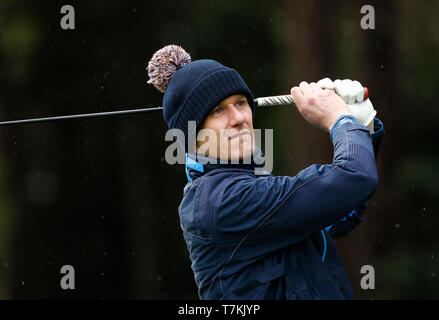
[147, 45, 384, 299]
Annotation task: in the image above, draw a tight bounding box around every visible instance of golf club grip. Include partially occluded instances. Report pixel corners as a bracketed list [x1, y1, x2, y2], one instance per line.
[255, 87, 369, 107]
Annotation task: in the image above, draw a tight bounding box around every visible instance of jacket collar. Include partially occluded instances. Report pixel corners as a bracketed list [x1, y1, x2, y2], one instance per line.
[185, 147, 266, 181]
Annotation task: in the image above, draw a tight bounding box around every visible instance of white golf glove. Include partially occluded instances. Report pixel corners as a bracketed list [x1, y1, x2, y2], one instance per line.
[316, 77, 377, 127]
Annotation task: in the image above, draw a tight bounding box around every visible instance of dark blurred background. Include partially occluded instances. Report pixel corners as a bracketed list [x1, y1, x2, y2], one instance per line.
[0, 0, 437, 299]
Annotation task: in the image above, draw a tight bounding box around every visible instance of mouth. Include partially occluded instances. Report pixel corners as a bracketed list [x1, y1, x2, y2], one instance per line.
[229, 129, 251, 140]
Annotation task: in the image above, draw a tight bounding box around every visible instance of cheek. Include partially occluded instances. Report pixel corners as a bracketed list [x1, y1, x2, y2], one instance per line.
[245, 111, 254, 130]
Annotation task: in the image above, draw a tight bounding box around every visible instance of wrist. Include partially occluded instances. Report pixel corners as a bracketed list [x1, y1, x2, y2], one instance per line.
[329, 114, 361, 140]
[328, 111, 351, 132]
[367, 120, 374, 134]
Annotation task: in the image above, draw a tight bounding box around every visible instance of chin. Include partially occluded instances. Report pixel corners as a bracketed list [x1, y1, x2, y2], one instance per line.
[229, 143, 254, 162]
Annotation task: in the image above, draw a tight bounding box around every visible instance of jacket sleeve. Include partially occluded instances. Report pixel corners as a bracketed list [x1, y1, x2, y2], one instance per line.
[209, 115, 379, 253]
[325, 117, 384, 239]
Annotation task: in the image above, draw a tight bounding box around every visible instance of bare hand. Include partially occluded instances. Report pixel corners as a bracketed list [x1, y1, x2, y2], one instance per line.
[290, 81, 352, 132]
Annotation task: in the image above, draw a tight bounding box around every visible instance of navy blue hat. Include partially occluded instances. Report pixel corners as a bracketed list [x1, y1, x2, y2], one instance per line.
[147, 45, 255, 149]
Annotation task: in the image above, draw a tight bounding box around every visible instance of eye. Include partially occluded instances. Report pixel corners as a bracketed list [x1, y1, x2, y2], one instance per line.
[211, 107, 223, 115]
[237, 99, 247, 107]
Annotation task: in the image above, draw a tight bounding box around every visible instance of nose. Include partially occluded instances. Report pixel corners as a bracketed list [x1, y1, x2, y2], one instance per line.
[227, 105, 245, 127]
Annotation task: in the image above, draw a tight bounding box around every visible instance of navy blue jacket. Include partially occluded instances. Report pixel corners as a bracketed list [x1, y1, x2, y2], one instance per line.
[178, 116, 384, 299]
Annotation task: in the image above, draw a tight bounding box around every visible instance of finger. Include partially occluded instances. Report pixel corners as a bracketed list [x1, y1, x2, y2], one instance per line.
[290, 86, 304, 106]
[309, 82, 320, 92]
[352, 80, 364, 102]
[344, 79, 357, 104]
[333, 79, 343, 95]
[317, 77, 335, 89]
[334, 79, 349, 102]
[299, 81, 313, 96]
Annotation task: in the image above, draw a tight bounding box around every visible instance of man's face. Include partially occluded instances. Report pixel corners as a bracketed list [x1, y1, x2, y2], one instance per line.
[196, 94, 255, 161]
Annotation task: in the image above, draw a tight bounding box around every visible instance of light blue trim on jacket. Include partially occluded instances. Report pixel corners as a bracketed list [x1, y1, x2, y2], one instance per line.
[321, 230, 327, 262]
[185, 153, 204, 181]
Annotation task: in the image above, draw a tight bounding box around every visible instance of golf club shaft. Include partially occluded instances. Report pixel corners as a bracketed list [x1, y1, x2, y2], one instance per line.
[0, 107, 164, 126]
[0, 88, 368, 127]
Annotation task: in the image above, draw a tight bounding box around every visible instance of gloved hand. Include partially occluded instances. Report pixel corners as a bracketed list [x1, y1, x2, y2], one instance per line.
[316, 78, 376, 127]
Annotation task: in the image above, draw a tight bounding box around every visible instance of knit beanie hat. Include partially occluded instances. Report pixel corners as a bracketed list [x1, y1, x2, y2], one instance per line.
[146, 45, 255, 151]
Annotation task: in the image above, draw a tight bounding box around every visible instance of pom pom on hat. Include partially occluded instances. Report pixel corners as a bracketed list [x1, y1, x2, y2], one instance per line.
[147, 45, 192, 93]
